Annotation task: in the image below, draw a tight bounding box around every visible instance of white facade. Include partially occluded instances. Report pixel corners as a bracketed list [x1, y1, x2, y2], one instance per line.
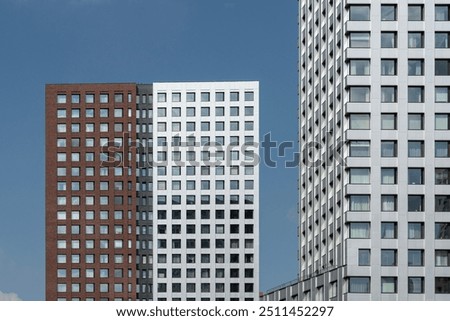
[151, 82, 259, 300]
[265, 0, 450, 301]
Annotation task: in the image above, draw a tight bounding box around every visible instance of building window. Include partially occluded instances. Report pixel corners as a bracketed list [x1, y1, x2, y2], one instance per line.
[349, 114, 370, 129]
[436, 59, 450, 76]
[350, 223, 370, 239]
[230, 92, 239, 101]
[381, 250, 397, 266]
[408, 114, 424, 130]
[381, 168, 397, 185]
[358, 249, 371, 266]
[381, 277, 397, 294]
[349, 32, 370, 48]
[436, 168, 450, 185]
[436, 114, 450, 130]
[381, 114, 397, 130]
[349, 277, 370, 293]
[381, 141, 397, 157]
[349, 168, 370, 184]
[436, 5, 450, 21]
[408, 59, 424, 76]
[349, 141, 370, 157]
[381, 195, 397, 212]
[381, 222, 397, 239]
[350, 195, 370, 211]
[436, 141, 450, 157]
[408, 168, 424, 185]
[408, 222, 424, 239]
[85, 94, 94, 103]
[245, 91, 254, 101]
[436, 223, 450, 239]
[408, 277, 424, 294]
[381, 4, 396, 21]
[408, 141, 424, 157]
[349, 86, 370, 102]
[436, 250, 450, 266]
[157, 93, 166, 103]
[436, 87, 450, 102]
[349, 5, 370, 21]
[57, 94, 67, 104]
[350, 59, 370, 75]
[381, 86, 397, 103]
[408, 32, 424, 48]
[436, 32, 450, 48]
[408, 195, 424, 212]
[381, 32, 397, 48]
[436, 195, 450, 212]
[381, 59, 397, 75]
[100, 94, 108, 103]
[436, 278, 450, 294]
[408, 86, 425, 103]
[408, 250, 424, 266]
[408, 5, 424, 21]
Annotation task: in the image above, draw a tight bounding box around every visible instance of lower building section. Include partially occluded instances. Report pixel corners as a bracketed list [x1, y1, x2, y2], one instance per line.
[262, 267, 345, 301]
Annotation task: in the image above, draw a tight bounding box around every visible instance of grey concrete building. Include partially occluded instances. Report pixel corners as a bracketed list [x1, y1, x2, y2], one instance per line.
[263, 0, 450, 300]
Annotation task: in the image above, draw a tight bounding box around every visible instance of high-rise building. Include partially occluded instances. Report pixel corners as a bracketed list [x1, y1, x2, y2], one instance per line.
[263, 0, 450, 300]
[46, 81, 259, 301]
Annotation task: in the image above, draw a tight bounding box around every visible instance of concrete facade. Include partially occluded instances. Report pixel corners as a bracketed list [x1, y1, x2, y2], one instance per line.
[263, 0, 450, 301]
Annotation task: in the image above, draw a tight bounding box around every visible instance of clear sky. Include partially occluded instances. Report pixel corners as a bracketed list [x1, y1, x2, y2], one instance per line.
[0, 0, 298, 300]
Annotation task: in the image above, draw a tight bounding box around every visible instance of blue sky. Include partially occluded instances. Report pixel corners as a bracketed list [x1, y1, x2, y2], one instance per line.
[0, 0, 298, 300]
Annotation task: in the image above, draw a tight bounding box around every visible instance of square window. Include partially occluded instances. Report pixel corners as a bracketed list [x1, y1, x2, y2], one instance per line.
[358, 249, 370, 266]
[381, 277, 397, 293]
[350, 195, 370, 211]
[186, 92, 196, 102]
[408, 59, 424, 76]
[408, 32, 424, 48]
[436, 5, 450, 21]
[408, 277, 424, 294]
[381, 86, 397, 103]
[381, 32, 397, 48]
[381, 5, 396, 21]
[435, 59, 450, 76]
[230, 92, 239, 101]
[157, 93, 167, 102]
[85, 94, 94, 103]
[381, 249, 397, 266]
[201, 92, 210, 102]
[408, 250, 424, 266]
[381, 113, 397, 130]
[408, 222, 424, 239]
[100, 94, 108, 103]
[408, 141, 424, 157]
[436, 33, 450, 48]
[381, 141, 397, 157]
[381, 195, 397, 212]
[380, 59, 396, 75]
[408, 5, 424, 21]
[57, 94, 67, 104]
[408, 168, 424, 185]
[381, 222, 397, 239]
[436, 87, 450, 102]
[408, 195, 424, 212]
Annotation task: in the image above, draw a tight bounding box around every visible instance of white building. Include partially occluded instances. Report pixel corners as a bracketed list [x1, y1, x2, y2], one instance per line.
[263, 0, 450, 300]
[150, 82, 259, 300]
